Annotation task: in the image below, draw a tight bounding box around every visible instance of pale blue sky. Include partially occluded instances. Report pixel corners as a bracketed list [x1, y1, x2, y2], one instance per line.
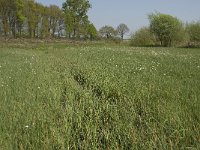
[37, 0, 200, 34]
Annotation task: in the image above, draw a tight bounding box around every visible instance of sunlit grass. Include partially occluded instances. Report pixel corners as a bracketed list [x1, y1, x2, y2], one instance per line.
[0, 43, 199, 149]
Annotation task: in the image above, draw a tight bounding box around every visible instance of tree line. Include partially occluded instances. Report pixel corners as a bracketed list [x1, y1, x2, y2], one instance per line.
[99, 13, 200, 47]
[0, 0, 199, 47]
[0, 0, 129, 41]
[0, 0, 97, 39]
[99, 24, 130, 40]
[130, 13, 200, 47]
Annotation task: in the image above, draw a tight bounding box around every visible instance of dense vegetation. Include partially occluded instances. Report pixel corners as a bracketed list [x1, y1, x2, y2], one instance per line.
[0, 43, 199, 149]
[0, 0, 97, 39]
[131, 13, 200, 47]
[0, 1, 199, 47]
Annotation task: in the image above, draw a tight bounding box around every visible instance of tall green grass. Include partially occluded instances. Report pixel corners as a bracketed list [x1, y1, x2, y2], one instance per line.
[0, 44, 199, 149]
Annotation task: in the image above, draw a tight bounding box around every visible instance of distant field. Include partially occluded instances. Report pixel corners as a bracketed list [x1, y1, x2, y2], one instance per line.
[0, 43, 200, 149]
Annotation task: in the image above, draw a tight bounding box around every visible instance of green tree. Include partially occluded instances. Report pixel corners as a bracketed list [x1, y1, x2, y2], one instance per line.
[40, 6, 50, 38]
[130, 27, 156, 46]
[57, 13, 65, 37]
[186, 21, 200, 44]
[63, 0, 91, 38]
[0, 0, 10, 36]
[64, 10, 74, 38]
[0, 0, 65, 38]
[15, 0, 25, 37]
[34, 3, 44, 38]
[99, 25, 116, 39]
[0, 0, 25, 37]
[149, 13, 183, 47]
[117, 23, 129, 40]
[24, 0, 41, 38]
[48, 5, 63, 37]
[87, 23, 97, 40]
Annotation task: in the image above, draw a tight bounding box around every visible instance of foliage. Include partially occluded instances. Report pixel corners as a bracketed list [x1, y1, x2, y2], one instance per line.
[186, 21, 200, 46]
[130, 27, 155, 46]
[87, 23, 97, 40]
[0, 0, 25, 37]
[0, 0, 94, 39]
[149, 13, 184, 47]
[99, 25, 116, 39]
[62, 0, 91, 38]
[15, 0, 26, 36]
[0, 0, 64, 38]
[40, 6, 50, 38]
[0, 1, 199, 45]
[25, 0, 39, 38]
[116, 23, 129, 40]
[48, 5, 64, 37]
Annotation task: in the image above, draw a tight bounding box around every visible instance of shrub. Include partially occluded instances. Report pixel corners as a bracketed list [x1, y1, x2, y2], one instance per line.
[186, 21, 200, 47]
[149, 13, 184, 47]
[130, 27, 155, 47]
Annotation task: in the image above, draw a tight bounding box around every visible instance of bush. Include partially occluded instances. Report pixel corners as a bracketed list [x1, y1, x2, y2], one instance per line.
[186, 21, 200, 47]
[130, 27, 155, 47]
[149, 13, 184, 47]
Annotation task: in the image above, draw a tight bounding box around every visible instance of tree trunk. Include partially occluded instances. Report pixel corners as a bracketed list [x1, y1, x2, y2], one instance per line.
[19, 25, 22, 37]
[73, 28, 76, 38]
[11, 20, 16, 38]
[52, 27, 56, 38]
[2, 17, 9, 37]
[106, 33, 109, 39]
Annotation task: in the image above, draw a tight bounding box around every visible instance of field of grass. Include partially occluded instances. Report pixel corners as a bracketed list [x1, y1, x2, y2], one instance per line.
[0, 43, 200, 149]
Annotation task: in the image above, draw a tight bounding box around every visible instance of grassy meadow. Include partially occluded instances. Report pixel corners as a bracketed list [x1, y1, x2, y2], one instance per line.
[0, 43, 200, 149]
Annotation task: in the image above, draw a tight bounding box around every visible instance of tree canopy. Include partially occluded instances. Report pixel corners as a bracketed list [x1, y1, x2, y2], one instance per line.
[117, 23, 129, 40]
[186, 21, 200, 43]
[0, 0, 95, 39]
[0, 0, 65, 38]
[0, 1, 198, 46]
[62, 0, 92, 38]
[149, 13, 183, 47]
[99, 26, 116, 39]
[130, 27, 155, 46]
